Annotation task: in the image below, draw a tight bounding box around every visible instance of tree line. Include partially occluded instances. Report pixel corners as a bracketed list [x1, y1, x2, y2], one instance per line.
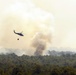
[0, 51, 76, 75]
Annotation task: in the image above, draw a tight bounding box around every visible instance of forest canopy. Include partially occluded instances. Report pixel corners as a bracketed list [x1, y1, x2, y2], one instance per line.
[0, 50, 76, 75]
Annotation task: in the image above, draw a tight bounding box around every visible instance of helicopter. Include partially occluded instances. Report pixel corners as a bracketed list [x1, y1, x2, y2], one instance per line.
[13, 30, 24, 40]
[13, 30, 24, 36]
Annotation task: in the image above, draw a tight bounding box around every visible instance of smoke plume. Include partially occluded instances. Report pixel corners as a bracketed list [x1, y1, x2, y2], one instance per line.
[0, 0, 54, 55]
[31, 32, 52, 55]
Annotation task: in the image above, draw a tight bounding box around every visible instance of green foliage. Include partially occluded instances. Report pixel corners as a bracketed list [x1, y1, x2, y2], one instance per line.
[0, 53, 76, 75]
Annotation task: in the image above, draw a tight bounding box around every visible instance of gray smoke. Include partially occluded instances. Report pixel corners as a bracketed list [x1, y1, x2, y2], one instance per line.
[34, 44, 46, 56]
[32, 32, 52, 56]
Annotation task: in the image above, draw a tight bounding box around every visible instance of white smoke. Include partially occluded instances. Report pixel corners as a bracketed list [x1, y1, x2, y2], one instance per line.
[0, 0, 55, 55]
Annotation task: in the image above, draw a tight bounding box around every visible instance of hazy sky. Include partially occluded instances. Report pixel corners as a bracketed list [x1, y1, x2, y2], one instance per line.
[0, 0, 76, 53]
[33, 0, 76, 49]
